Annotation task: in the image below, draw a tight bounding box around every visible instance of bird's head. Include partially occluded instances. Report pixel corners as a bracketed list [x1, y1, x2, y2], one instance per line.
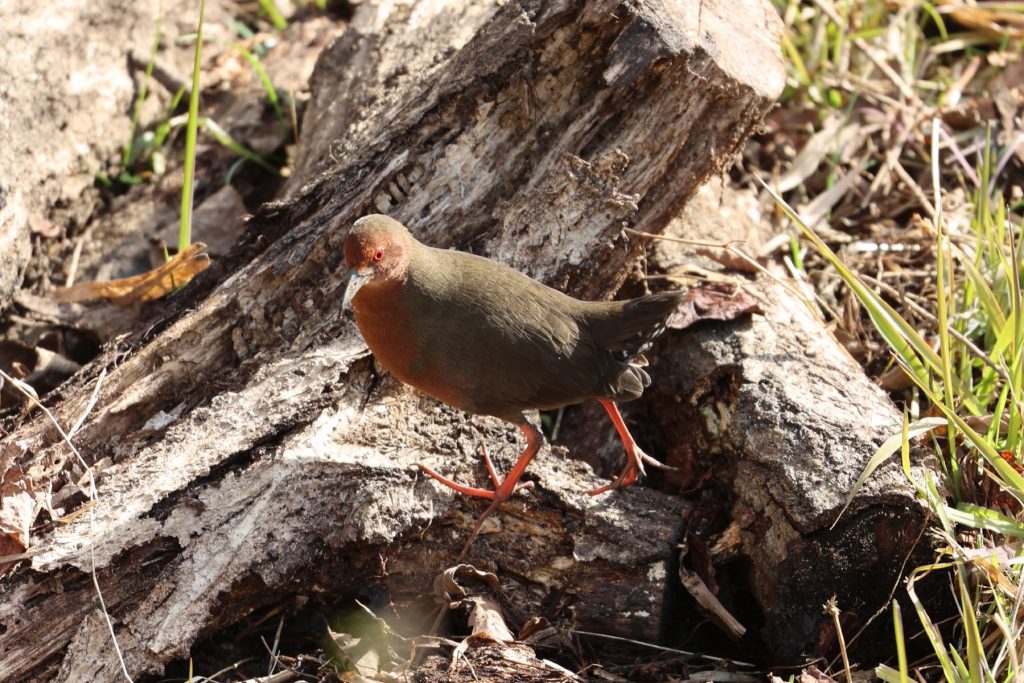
[342, 214, 414, 309]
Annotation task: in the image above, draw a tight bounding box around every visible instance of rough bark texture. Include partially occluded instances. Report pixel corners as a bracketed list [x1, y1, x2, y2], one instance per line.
[560, 182, 933, 662]
[0, 0, 798, 680]
[660, 281, 928, 661]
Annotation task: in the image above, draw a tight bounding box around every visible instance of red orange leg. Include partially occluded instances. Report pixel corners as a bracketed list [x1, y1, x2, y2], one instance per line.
[418, 422, 544, 560]
[481, 443, 502, 489]
[587, 400, 648, 496]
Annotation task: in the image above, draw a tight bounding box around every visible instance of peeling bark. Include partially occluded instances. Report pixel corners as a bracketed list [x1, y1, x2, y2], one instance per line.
[0, 0, 784, 679]
[559, 185, 933, 663]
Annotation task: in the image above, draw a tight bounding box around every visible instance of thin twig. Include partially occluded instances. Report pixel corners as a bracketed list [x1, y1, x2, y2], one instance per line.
[825, 597, 853, 683]
[624, 228, 826, 322]
[266, 613, 285, 676]
[0, 369, 132, 682]
[570, 629, 756, 668]
[892, 160, 938, 220]
[65, 236, 86, 288]
[828, 520, 928, 668]
[69, 367, 107, 439]
[810, 0, 923, 106]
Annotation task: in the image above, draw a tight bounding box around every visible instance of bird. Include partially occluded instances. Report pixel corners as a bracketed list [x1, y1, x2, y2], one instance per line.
[342, 214, 682, 558]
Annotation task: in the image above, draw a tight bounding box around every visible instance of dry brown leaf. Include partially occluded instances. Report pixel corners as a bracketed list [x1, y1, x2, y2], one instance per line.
[517, 616, 551, 641]
[54, 243, 210, 306]
[0, 467, 40, 553]
[665, 282, 762, 331]
[0, 341, 81, 409]
[937, 0, 1024, 38]
[799, 666, 841, 683]
[29, 213, 61, 239]
[433, 563, 502, 601]
[467, 595, 514, 642]
[878, 364, 915, 392]
[694, 247, 761, 274]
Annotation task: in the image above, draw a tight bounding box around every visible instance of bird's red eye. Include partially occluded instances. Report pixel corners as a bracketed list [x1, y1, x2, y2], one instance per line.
[373, 248, 384, 262]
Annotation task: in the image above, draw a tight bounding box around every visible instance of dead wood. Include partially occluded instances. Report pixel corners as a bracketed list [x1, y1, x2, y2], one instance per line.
[0, 0, 784, 680]
[559, 183, 933, 662]
[658, 280, 930, 661]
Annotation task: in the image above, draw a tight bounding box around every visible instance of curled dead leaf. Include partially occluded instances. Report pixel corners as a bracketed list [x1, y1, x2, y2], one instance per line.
[665, 282, 762, 331]
[433, 563, 502, 601]
[466, 595, 514, 642]
[0, 467, 41, 572]
[54, 243, 210, 306]
[517, 615, 552, 641]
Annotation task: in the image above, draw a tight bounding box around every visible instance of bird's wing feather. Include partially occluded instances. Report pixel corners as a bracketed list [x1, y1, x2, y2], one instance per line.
[404, 249, 620, 418]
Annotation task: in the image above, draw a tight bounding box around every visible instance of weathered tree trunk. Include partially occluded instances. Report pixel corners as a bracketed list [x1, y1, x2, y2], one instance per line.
[651, 280, 930, 661]
[0, 0, 857, 680]
[561, 183, 934, 662]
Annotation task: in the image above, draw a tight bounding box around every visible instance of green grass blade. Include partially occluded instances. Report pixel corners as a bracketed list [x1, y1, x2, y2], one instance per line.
[780, 34, 811, 87]
[895, 357, 1024, 499]
[893, 600, 909, 683]
[257, 0, 287, 29]
[875, 664, 905, 683]
[919, 2, 949, 41]
[957, 566, 984, 682]
[932, 118, 960, 463]
[179, 0, 206, 253]
[201, 118, 282, 176]
[947, 503, 1024, 537]
[908, 565, 963, 682]
[233, 44, 287, 133]
[124, 6, 163, 169]
[832, 416, 946, 527]
[758, 175, 983, 414]
[951, 647, 970, 680]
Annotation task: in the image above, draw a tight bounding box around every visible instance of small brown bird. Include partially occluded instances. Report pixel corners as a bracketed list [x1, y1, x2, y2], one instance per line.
[343, 215, 681, 557]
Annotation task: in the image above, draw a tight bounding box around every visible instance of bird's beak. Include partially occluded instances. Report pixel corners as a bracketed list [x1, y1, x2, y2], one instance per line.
[342, 269, 371, 310]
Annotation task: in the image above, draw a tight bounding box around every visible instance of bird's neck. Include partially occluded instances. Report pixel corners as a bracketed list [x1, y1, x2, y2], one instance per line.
[350, 271, 423, 388]
[351, 272, 406, 317]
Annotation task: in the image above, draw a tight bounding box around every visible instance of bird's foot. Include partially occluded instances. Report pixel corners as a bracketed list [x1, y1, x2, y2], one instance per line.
[423, 422, 544, 561]
[420, 463, 535, 562]
[586, 444, 649, 496]
[586, 465, 637, 495]
[420, 461, 535, 561]
[418, 443, 534, 500]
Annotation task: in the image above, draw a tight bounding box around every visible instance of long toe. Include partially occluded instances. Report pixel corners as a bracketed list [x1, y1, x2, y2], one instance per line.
[456, 498, 501, 561]
[586, 464, 637, 495]
[450, 421, 545, 558]
[418, 463, 497, 500]
[586, 448, 646, 495]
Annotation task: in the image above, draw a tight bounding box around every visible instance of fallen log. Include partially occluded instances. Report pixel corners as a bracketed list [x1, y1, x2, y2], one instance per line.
[0, 0, 784, 679]
[558, 182, 933, 662]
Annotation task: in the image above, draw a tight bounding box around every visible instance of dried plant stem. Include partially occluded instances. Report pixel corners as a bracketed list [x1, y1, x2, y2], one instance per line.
[0, 369, 131, 682]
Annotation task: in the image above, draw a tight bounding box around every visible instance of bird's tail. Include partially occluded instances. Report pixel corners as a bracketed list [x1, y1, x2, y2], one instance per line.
[585, 290, 684, 355]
